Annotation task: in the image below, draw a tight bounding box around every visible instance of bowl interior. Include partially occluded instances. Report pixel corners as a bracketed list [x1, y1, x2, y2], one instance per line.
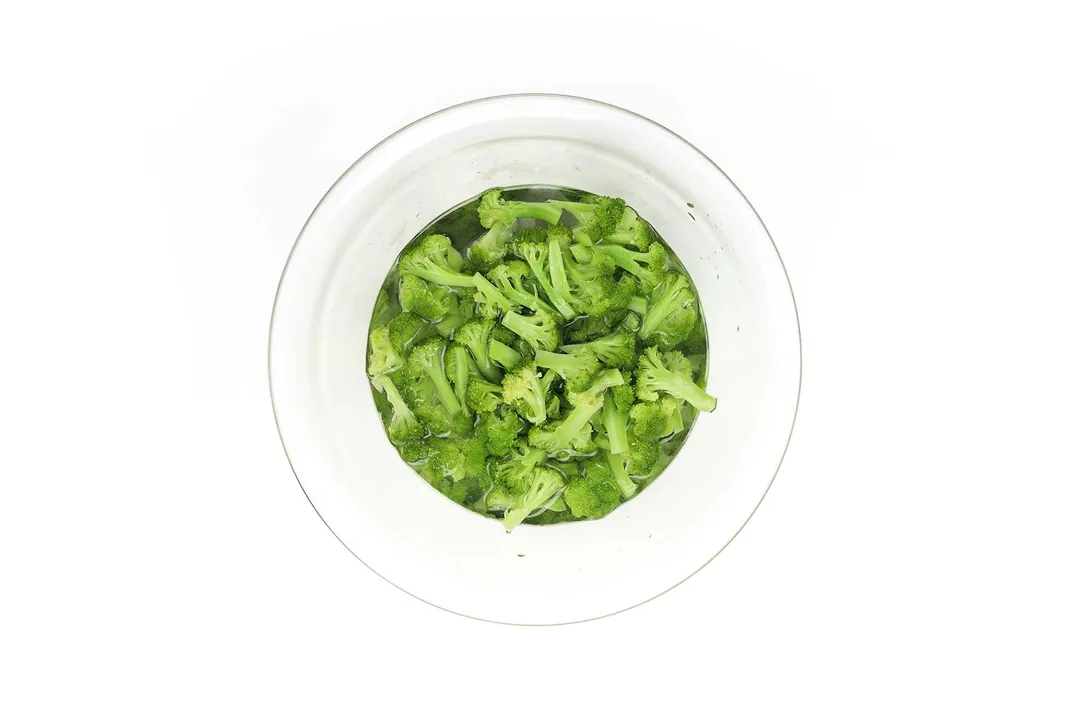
[270, 96, 800, 624]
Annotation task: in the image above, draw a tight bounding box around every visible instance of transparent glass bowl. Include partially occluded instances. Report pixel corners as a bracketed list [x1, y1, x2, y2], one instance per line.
[269, 95, 801, 625]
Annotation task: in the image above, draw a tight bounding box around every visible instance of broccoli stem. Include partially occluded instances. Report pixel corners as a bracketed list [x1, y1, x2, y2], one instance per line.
[606, 451, 637, 498]
[628, 296, 648, 315]
[533, 349, 591, 376]
[602, 392, 630, 455]
[658, 374, 717, 412]
[488, 339, 522, 369]
[450, 346, 470, 410]
[547, 235, 578, 320]
[421, 359, 461, 415]
[373, 374, 411, 419]
[522, 252, 576, 320]
[501, 311, 544, 348]
[472, 273, 514, 314]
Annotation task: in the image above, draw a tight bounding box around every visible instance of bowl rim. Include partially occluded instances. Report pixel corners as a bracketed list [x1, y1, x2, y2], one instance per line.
[268, 92, 803, 625]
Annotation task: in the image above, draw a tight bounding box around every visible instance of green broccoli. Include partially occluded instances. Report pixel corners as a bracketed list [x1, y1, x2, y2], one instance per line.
[512, 227, 576, 320]
[465, 377, 503, 413]
[367, 324, 406, 378]
[446, 344, 472, 412]
[639, 271, 699, 350]
[371, 374, 424, 444]
[454, 318, 501, 383]
[527, 390, 603, 454]
[467, 221, 513, 271]
[422, 436, 491, 505]
[603, 207, 657, 250]
[604, 450, 638, 498]
[627, 437, 661, 476]
[407, 337, 462, 416]
[488, 338, 523, 370]
[399, 274, 452, 320]
[386, 311, 425, 353]
[561, 329, 638, 370]
[533, 349, 600, 393]
[594, 242, 668, 291]
[501, 308, 560, 352]
[601, 382, 635, 455]
[629, 396, 682, 440]
[478, 189, 564, 229]
[475, 406, 523, 456]
[487, 466, 565, 531]
[501, 362, 547, 424]
[549, 196, 626, 244]
[399, 234, 476, 288]
[472, 272, 515, 318]
[487, 260, 555, 315]
[545, 225, 581, 319]
[398, 438, 433, 463]
[564, 457, 622, 519]
[492, 442, 547, 491]
[433, 293, 465, 337]
[636, 346, 716, 412]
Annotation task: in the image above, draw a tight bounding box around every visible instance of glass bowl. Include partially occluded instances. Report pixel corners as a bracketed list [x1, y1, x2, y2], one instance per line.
[269, 94, 801, 625]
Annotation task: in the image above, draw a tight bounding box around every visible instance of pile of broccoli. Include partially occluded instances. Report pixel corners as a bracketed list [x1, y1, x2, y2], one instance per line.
[366, 188, 716, 531]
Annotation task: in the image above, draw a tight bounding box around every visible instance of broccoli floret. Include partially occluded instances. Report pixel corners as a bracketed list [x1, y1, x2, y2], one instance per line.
[371, 374, 424, 444]
[433, 294, 465, 337]
[487, 260, 555, 315]
[367, 324, 406, 377]
[472, 272, 515, 318]
[639, 271, 698, 350]
[601, 382, 635, 455]
[399, 438, 433, 463]
[490, 466, 565, 531]
[465, 377, 503, 413]
[594, 242, 668, 291]
[550, 196, 626, 243]
[501, 362, 547, 424]
[476, 406, 523, 456]
[399, 274, 452, 320]
[604, 450, 638, 498]
[407, 337, 463, 416]
[422, 436, 491, 505]
[629, 397, 682, 440]
[561, 329, 638, 370]
[533, 349, 600, 393]
[492, 443, 547, 492]
[488, 338, 523, 370]
[527, 391, 603, 454]
[399, 234, 475, 288]
[545, 225, 581, 319]
[604, 207, 657, 250]
[467, 221, 513, 271]
[446, 345, 472, 411]
[454, 318, 501, 382]
[636, 346, 716, 412]
[501, 308, 560, 352]
[512, 227, 576, 320]
[627, 437, 661, 476]
[386, 311, 425, 353]
[478, 189, 564, 229]
[564, 457, 622, 519]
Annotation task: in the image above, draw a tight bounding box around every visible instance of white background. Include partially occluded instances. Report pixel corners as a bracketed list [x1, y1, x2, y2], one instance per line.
[3, 2, 1078, 717]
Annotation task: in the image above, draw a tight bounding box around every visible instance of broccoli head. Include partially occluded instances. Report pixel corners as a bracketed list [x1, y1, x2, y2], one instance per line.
[527, 387, 603, 455]
[477, 189, 564, 228]
[561, 329, 638, 370]
[455, 318, 501, 383]
[594, 242, 668, 292]
[501, 308, 561, 352]
[639, 271, 699, 350]
[628, 396, 682, 440]
[635, 346, 716, 412]
[464, 376, 503, 413]
[399, 234, 476, 288]
[488, 260, 554, 315]
[407, 337, 463, 416]
[550, 196, 626, 243]
[488, 466, 565, 531]
[627, 437, 661, 477]
[371, 374, 424, 445]
[386, 311, 426, 353]
[367, 324, 405, 377]
[604, 207, 657, 250]
[501, 362, 547, 425]
[564, 457, 622, 519]
[475, 406, 524, 457]
[467, 221, 513, 271]
[533, 349, 600, 393]
[399, 274, 452, 320]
